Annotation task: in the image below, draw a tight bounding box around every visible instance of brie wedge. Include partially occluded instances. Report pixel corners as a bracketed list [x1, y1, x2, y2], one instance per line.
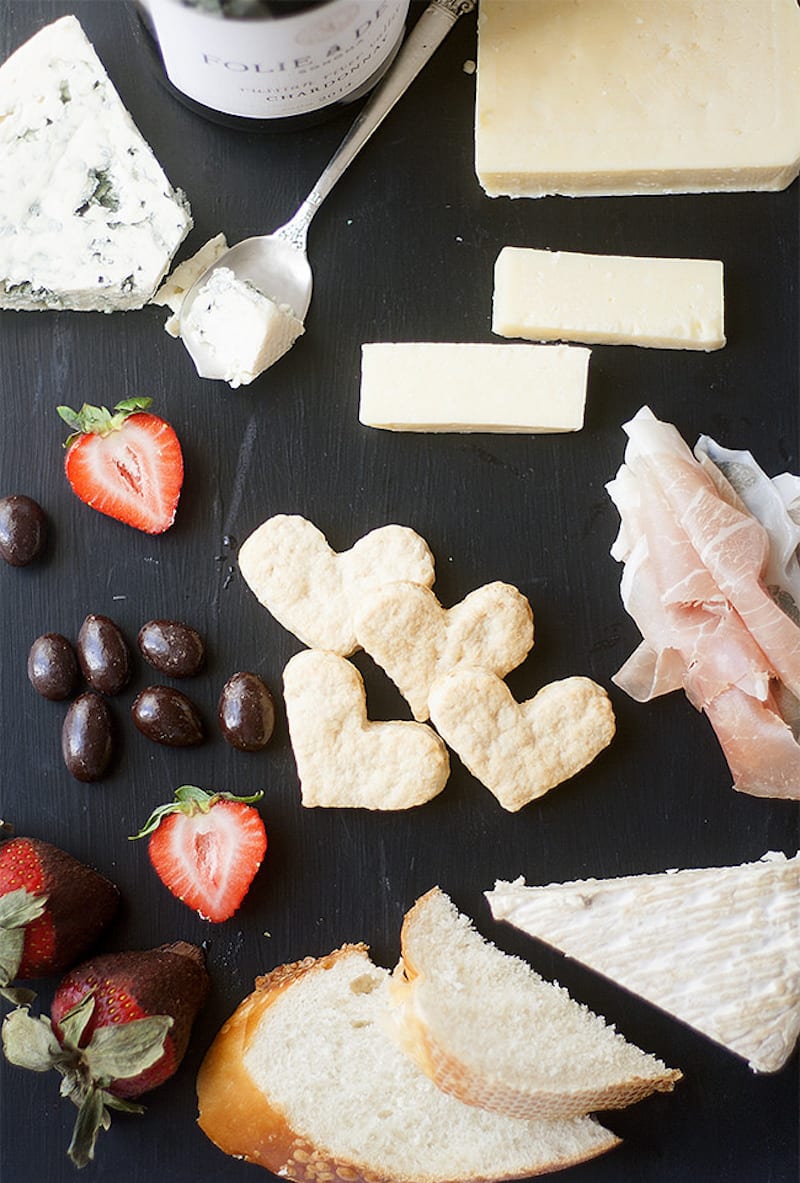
[487, 852, 800, 1073]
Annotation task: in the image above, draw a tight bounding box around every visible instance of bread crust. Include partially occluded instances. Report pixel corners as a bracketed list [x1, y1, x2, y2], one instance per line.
[393, 889, 680, 1119]
[196, 944, 621, 1183]
[198, 947, 378, 1181]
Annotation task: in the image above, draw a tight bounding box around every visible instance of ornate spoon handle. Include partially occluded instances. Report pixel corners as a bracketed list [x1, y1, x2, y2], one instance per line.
[278, 0, 475, 250]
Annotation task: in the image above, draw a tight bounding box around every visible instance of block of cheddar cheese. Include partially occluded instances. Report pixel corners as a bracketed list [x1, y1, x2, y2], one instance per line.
[493, 248, 725, 350]
[475, 0, 800, 198]
[359, 342, 590, 433]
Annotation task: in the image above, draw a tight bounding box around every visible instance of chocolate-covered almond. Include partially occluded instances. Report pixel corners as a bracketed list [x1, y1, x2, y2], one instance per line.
[62, 693, 113, 782]
[132, 686, 204, 747]
[138, 619, 205, 678]
[218, 672, 275, 752]
[77, 614, 130, 695]
[28, 633, 79, 701]
[0, 494, 47, 566]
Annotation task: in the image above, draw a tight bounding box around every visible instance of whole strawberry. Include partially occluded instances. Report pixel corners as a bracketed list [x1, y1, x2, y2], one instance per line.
[0, 834, 119, 988]
[131, 785, 267, 922]
[57, 397, 183, 534]
[2, 941, 208, 1167]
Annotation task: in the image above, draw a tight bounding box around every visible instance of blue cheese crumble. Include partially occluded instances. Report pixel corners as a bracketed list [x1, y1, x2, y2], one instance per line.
[180, 265, 305, 388]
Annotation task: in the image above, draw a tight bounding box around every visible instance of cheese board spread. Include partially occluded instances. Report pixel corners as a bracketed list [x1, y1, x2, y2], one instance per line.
[0, 3, 797, 1182]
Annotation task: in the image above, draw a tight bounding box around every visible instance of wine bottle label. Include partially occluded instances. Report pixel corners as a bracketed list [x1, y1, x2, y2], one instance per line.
[143, 0, 410, 119]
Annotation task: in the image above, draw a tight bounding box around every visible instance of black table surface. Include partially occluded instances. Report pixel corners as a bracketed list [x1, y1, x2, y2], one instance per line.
[1, 3, 798, 1181]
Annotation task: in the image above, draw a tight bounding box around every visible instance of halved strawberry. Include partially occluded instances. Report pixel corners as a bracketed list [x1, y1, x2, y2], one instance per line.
[0, 834, 119, 987]
[58, 397, 183, 534]
[2, 941, 208, 1167]
[131, 785, 267, 923]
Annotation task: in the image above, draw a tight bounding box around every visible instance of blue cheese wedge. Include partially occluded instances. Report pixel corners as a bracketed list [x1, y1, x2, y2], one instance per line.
[0, 15, 191, 312]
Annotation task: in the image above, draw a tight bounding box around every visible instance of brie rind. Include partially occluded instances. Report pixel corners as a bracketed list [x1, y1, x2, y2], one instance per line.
[0, 15, 191, 312]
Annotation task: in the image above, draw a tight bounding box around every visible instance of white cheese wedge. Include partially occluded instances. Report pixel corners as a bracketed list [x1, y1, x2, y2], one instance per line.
[0, 15, 192, 311]
[181, 266, 305, 388]
[493, 249, 725, 351]
[359, 342, 590, 433]
[475, 0, 800, 198]
[486, 852, 800, 1074]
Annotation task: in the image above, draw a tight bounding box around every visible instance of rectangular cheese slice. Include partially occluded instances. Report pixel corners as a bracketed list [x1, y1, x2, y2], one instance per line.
[493, 248, 725, 351]
[359, 342, 590, 433]
[0, 16, 191, 311]
[475, 0, 800, 198]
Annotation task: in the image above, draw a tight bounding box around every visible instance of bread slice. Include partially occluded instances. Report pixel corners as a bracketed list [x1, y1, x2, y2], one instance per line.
[391, 888, 680, 1120]
[196, 945, 620, 1183]
[486, 852, 800, 1074]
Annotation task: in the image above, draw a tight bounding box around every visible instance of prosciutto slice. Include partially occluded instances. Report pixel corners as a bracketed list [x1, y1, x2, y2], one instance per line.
[608, 407, 800, 799]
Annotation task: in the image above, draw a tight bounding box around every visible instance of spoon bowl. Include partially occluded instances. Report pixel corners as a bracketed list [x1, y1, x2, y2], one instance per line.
[191, 235, 314, 323]
[177, 230, 313, 380]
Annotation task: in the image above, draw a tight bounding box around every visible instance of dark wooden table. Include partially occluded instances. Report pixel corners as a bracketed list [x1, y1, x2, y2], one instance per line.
[1, 3, 798, 1181]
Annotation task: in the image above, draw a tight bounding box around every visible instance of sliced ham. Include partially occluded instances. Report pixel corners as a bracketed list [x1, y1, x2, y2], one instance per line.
[607, 407, 800, 799]
[695, 435, 800, 622]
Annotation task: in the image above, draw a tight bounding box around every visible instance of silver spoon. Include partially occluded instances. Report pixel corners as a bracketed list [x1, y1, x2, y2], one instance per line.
[178, 0, 475, 379]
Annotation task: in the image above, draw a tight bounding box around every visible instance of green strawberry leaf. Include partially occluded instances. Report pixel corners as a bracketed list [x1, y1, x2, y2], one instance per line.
[0, 986, 36, 1007]
[57, 993, 96, 1051]
[67, 1082, 106, 1169]
[0, 929, 25, 988]
[0, 888, 48, 983]
[83, 1013, 172, 1083]
[59, 1070, 87, 1105]
[102, 1092, 146, 1115]
[2, 1006, 63, 1072]
[114, 396, 153, 415]
[128, 799, 187, 840]
[174, 784, 216, 808]
[56, 404, 84, 432]
[0, 886, 47, 929]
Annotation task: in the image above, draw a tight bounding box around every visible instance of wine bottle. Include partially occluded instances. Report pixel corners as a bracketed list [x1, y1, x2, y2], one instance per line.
[135, 0, 412, 131]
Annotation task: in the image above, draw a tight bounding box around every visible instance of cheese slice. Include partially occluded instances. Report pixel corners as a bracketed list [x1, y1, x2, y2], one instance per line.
[493, 248, 725, 350]
[475, 0, 800, 198]
[486, 852, 800, 1074]
[359, 342, 590, 433]
[0, 15, 191, 311]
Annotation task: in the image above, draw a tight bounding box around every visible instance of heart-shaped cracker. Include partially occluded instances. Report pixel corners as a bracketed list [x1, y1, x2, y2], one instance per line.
[283, 650, 450, 810]
[238, 515, 435, 656]
[429, 666, 615, 812]
[355, 581, 534, 721]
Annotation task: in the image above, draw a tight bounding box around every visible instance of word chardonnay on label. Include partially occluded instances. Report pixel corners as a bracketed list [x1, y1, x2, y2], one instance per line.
[137, 0, 411, 129]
